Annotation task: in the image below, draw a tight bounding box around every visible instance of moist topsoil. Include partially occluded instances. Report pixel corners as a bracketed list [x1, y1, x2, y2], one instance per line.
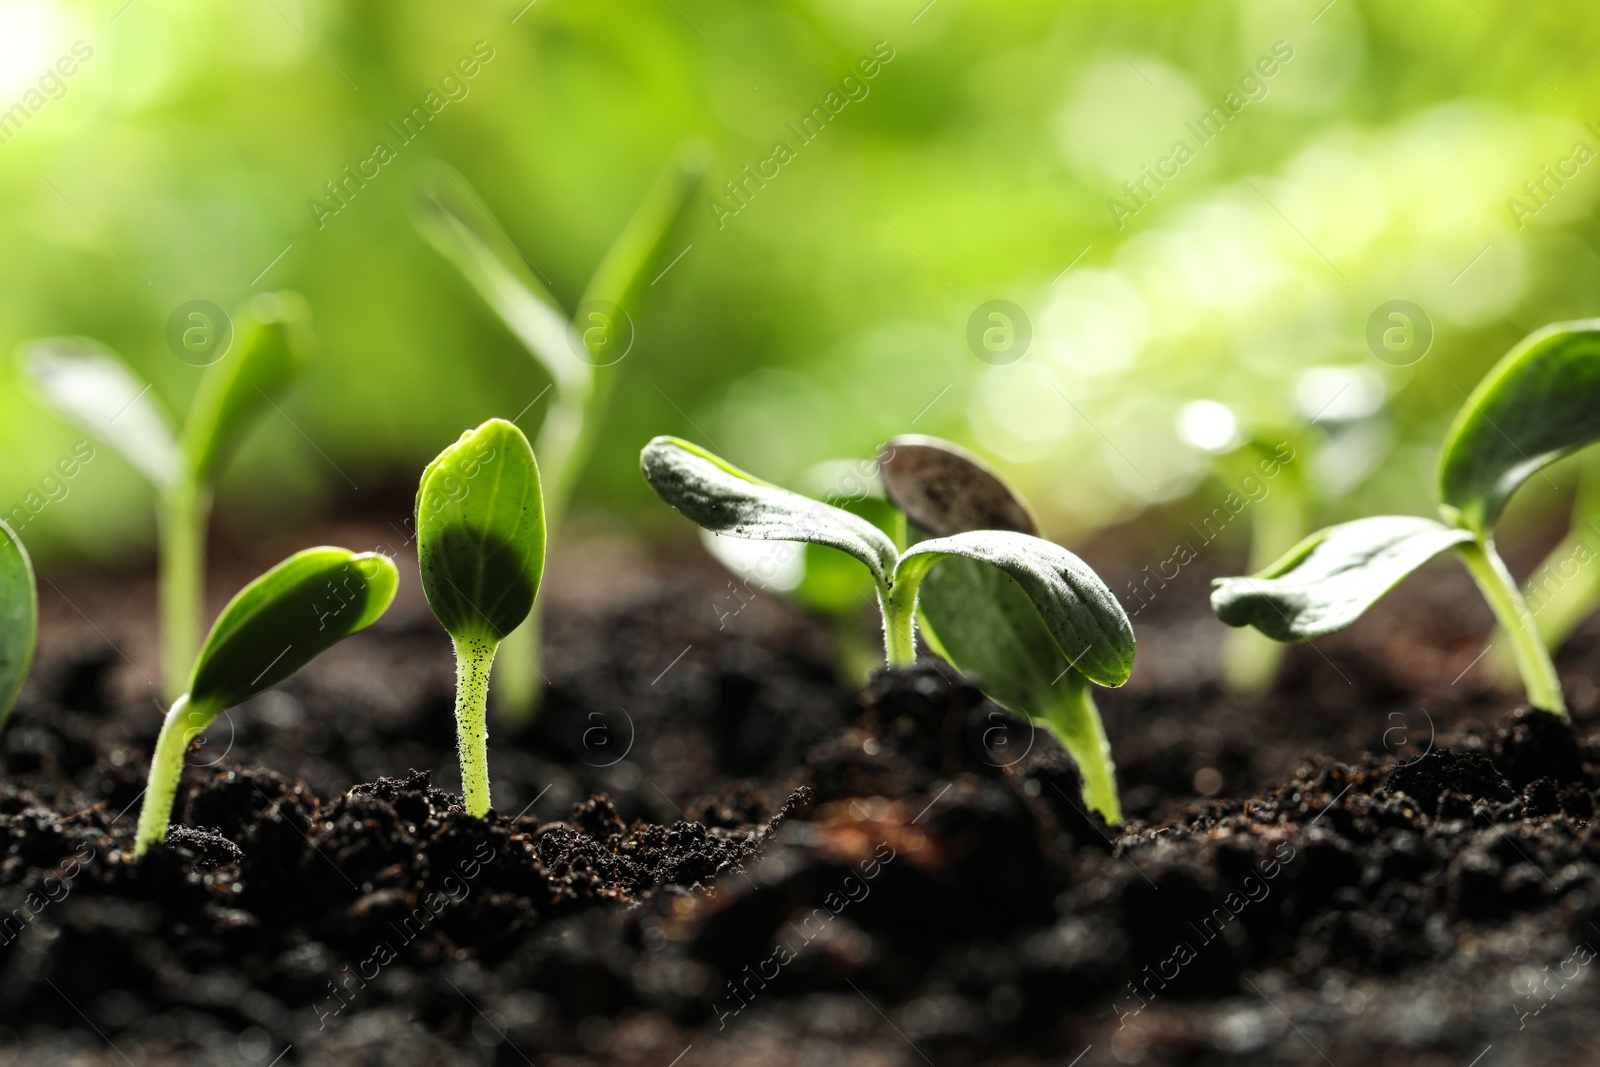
[5, 532, 1600, 1067]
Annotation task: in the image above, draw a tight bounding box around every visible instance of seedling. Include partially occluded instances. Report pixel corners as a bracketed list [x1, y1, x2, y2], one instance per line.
[877, 435, 1128, 821]
[415, 147, 702, 720]
[415, 419, 546, 817]
[641, 436, 1135, 821]
[1212, 321, 1600, 716]
[22, 293, 314, 699]
[0, 519, 38, 733]
[133, 546, 398, 855]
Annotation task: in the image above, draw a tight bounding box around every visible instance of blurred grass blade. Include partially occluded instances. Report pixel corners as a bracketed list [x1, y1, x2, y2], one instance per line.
[413, 164, 582, 394]
[19, 338, 179, 490]
[1439, 322, 1600, 534]
[896, 530, 1135, 689]
[641, 435, 900, 586]
[1211, 515, 1473, 641]
[417, 419, 546, 643]
[579, 141, 708, 322]
[180, 292, 314, 484]
[187, 547, 399, 711]
[0, 520, 37, 732]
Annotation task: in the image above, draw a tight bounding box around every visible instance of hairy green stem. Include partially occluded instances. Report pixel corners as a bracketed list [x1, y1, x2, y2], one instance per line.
[1457, 537, 1565, 715]
[1042, 672, 1122, 825]
[134, 695, 217, 856]
[881, 579, 919, 668]
[159, 474, 210, 702]
[452, 636, 499, 816]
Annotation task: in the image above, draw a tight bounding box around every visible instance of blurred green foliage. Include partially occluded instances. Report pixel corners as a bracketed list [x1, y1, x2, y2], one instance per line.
[1, 0, 1597, 563]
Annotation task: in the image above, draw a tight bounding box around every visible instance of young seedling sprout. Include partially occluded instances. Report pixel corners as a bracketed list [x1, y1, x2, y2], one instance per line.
[415, 419, 546, 817]
[0, 519, 38, 734]
[133, 547, 398, 855]
[877, 435, 1128, 821]
[22, 293, 314, 699]
[1212, 321, 1600, 716]
[415, 148, 702, 721]
[641, 436, 1135, 821]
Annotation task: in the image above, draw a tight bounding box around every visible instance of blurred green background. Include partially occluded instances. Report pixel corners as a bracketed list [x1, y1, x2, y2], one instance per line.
[1, 0, 1596, 564]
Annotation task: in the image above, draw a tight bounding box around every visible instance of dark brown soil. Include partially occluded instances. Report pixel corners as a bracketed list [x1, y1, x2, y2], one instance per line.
[5, 530, 1600, 1066]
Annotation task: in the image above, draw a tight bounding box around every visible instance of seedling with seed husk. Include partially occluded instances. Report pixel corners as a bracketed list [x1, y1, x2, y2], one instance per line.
[641, 435, 1135, 822]
[877, 435, 1128, 822]
[21, 293, 314, 700]
[0, 519, 38, 734]
[414, 147, 702, 721]
[1212, 321, 1600, 716]
[415, 419, 546, 817]
[133, 546, 398, 855]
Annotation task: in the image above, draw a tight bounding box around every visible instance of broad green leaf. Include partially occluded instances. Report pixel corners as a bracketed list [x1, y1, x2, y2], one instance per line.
[879, 435, 1039, 537]
[579, 142, 707, 327]
[641, 436, 900, 587]
[1211, 515, 1473, 641]
[917, 553, 1075, 712]
[413, 164, 582, 393]
[1439, 322, 1600, 534]
[20, 338, 179, 489]
[181, 292, 314, 484]
[417, 419, 546, 642]
[0, 520, 37, 730]
[896, 530, 1135, 688]
[188, 547, 399, 712]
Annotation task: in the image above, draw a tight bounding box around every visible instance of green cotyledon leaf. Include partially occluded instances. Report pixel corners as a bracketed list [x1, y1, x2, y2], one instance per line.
[0, 520, 38, 732]
[180, 292, 314, 484]
[1439, 321, 1600, 534]
[895, 530, 1135, 689]
[1210, 515, 1473, 642]
[20, 338, 179, 490]
[417, 418, 546, 643]
[641, 436, 900, 588]
[188, 547, 399, 713]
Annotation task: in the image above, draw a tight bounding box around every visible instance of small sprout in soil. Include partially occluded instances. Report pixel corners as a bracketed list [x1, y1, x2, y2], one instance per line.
[21, 293, 314, 699]
[133, 546, 398, 855]
[1212, 322, 1600, 716]
[414, 147, 703, 721]
[878, 434, 1126, 822]
[416, 419, 546, 817]
[641, 435, 1135, 820]
[0, 519, 38, 733]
